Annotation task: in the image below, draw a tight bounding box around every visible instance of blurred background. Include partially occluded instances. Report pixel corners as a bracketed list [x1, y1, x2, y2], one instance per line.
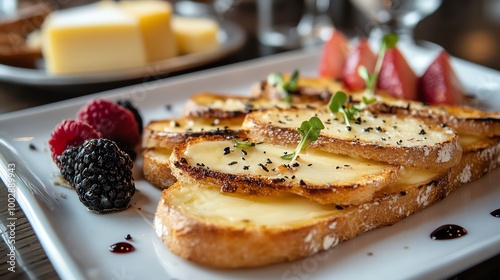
[0, 0, 499, 113]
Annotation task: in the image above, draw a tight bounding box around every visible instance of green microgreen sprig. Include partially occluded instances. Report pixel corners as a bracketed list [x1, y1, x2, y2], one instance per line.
[358, 33, 398, 96]
[328, 91, 376, 128]
[267, 69, 300, 104]
[281, 116, 324, 164]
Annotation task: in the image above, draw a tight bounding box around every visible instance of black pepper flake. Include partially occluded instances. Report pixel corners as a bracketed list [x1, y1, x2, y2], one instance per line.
[336, 166, 340, 169]
[375, 126, 385, 132]
[292, 162, 300, 168]
[241, 157, 246, 161]
[396, 139, 403, 145]
[228, 161, 238, 166]
[266, 158, 272, 164]
[258, 163, 269, 172]
[299, 179, 306, 185]
[400, 191, 407, 196]
[241, 150, 247, 156]
[307, 163, 312, 166]
[346, 126, 352, 131]
[355, 117, 362, 125]
[344, 164, 350, 168]
[291, 175, 296, 179]
[173, 121, 180, 127]
[243, 165, 250, 170]
[440, 123, 447, 128]
[363, 127, 373, 132]
[381, 137, 386, 141]
[223, 147, 231, 155]
[419, 129, 426, 135]
[196, 163, 206, 167]
[272, 178, 286, 183]
[335, 205, 344, 210]
[180, 158, 188, 164]
[29, 143, 37, 151]
[125, 234, 132, 240]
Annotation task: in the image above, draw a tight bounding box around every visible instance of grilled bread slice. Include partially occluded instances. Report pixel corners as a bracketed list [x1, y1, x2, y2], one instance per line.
[182, 92, 323, 119]
[251, 74, 345, 102]
[364, 94, 500, 137]
[143, 148, 177, 189]
[142, 116, 244, 149]
[154, 136, 500, 269]
[243, 107, 462, 171]
[169, 135, 403, 205]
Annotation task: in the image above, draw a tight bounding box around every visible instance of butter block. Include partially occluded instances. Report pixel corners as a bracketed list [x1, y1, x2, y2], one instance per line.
[172, 17, 220, 55]
[42, 1, 176, 75]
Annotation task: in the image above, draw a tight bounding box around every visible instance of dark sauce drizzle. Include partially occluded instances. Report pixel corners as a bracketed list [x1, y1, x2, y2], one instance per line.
[430, 224, 467, 240]
[491, 209, 500, 218]
[110, 242, 135, 253]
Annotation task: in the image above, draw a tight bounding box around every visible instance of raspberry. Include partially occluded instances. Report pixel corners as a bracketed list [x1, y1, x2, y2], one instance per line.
[48, 120, 99, 166]
[76, 99, 140, 153]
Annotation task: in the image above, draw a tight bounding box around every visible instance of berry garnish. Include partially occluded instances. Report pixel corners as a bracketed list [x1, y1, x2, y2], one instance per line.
[117, 100, 143, 135]
[62, 139, 135, 213]
[76, 99, 140, 153]
[48, 119, 99, 166]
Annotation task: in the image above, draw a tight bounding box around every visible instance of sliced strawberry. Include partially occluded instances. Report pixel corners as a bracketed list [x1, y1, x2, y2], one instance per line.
[48, 119, 99, 165]
[76, 99, 140, 150]
[419, 51, 465, 105]
[342, 38, 376, 91]
[318, 30, 350, 80]
[377, 47, 418, 100]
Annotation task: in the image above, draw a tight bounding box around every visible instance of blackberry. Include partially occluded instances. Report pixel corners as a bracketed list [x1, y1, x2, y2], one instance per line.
[61, 139, 135, 213]
[117, 100, 143, 135]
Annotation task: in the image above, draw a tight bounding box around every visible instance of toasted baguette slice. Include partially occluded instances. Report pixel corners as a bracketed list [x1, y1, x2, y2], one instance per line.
[154, 168, 446, 268]
[251, 74, 345, 102]
[183, 92, 323, 119]
[142, 116, 244, 149]
[364, 94, 500, 137]
[243, 107, 462, 171]
[170, 135, 403, 205]
[143, 148, 177, 189]
[154, 136, 500, 269]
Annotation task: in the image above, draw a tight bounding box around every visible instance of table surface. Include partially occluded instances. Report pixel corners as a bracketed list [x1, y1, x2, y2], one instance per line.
[1, 0, 500, 279]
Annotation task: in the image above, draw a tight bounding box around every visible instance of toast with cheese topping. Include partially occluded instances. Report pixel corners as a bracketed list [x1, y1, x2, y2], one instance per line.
[154, 136, 500, 268]
[243, 107, 462, 171]
[364, 94, 500, 137]
[169, 135, 403, 205]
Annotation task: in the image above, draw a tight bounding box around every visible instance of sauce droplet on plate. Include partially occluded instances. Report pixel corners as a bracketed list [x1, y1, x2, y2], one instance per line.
[430, 224, 467, 240]
[110, 242, 135, 253]
[490, 209, 500, 218]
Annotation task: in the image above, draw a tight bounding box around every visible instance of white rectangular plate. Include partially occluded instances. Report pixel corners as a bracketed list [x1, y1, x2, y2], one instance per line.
[1, 44, 500, 280]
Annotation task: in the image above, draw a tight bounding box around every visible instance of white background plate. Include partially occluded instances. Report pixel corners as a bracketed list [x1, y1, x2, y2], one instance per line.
[0, 21, 245, 86]
[1, 44, 500, 280]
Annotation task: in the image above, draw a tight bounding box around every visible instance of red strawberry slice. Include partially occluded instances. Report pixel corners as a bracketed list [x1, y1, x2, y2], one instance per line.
[419, 51, 465, 105]
[76, 99, 140, 150]
[342, 38, 376, 91]
[48, 119, 99, 165]
[318, 30, 349, 80]
[377, 47, 418, 100]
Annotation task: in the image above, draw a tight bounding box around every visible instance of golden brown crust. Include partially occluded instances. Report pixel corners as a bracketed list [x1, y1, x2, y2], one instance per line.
[142, 148, 177, 189]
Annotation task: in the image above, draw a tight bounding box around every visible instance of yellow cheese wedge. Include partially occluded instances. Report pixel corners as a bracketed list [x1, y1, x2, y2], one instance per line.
[119, 0, 177, 62]
[172, 17, 220, 55]
[42, 1, 176, 74]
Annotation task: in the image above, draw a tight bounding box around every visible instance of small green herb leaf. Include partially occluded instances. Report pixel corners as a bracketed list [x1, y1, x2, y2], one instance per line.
[328, 91, 348, 114]
[383, 33, 399, 49]
[233, 138, 256, 148]
[362, 96, 377, 105]
[266, 69, 300, 105]
[281, 116, 324, 163]
[357, 66, 370, 82]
